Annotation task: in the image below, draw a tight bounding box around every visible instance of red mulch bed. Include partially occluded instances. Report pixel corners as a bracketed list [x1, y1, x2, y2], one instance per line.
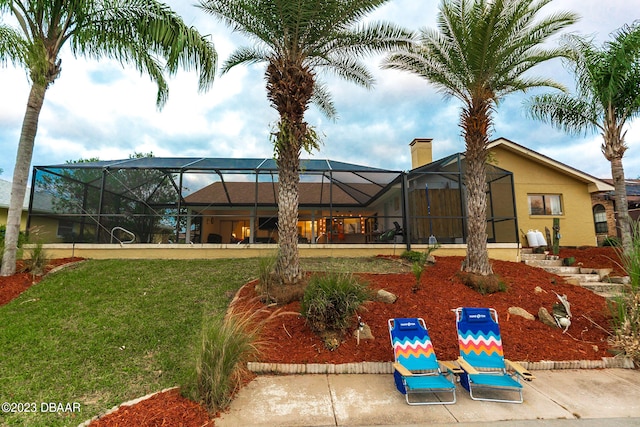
[0, 247, 626, 426]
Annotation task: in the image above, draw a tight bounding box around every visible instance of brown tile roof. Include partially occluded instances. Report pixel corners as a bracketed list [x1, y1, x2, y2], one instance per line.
[185, 181, 383, 206]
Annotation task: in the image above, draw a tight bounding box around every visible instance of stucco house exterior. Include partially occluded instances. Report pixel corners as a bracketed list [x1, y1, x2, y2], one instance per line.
[485, 138, 614, 247]
[0, 178, 29, 230]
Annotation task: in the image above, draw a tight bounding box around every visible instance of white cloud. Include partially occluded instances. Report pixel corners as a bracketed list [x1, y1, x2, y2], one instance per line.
[1, 0, 639, 184]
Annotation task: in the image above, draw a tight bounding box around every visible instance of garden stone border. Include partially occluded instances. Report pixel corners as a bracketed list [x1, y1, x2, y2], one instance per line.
[77, 387, 179, 427]
[247, 356, 635, 374]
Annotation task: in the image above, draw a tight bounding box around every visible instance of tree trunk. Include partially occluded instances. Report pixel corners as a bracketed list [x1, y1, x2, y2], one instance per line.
[461, 99, 493, 276]
[610, 156, 632, 255]
[275, 139, 302, 285]
[1, 82, 48, 276]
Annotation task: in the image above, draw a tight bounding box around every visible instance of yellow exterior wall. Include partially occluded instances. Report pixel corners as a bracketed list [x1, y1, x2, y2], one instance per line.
[0, 208, 29, 230]
[32, 242, 521, 262]
[490, 146, 597, 247]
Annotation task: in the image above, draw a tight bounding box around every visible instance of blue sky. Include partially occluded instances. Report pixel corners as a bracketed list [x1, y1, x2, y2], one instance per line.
[0, 0, 639, 185]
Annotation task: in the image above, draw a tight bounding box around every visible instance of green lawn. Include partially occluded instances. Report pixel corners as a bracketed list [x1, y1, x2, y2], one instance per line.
[0, 256, 407, 426]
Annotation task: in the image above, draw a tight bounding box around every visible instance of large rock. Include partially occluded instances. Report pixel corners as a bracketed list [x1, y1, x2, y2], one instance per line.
[377, 289, 397, 304]
[538, 307, 558, 328]
[508, 306, 535, 321]
[353, 323, 374, 341]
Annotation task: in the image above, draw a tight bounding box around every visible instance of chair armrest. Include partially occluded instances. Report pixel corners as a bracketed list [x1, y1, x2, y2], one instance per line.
[439, 360, 463, 375]
[456, 357, 480, 375]
[505, 359, 535, 381]
[393, 362, 413, 377]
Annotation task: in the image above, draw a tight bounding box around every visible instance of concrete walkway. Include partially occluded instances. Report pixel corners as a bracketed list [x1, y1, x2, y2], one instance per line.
[216, 369, 640, 426]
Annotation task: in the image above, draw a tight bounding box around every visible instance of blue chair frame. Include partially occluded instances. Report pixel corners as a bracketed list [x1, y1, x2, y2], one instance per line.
[455, 307, 535, 403]
[388, 317, 457, 405]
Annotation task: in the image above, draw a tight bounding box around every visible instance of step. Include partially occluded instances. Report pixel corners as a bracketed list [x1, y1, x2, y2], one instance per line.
[540, 265, 582, 274]
[523, 259, 563, 267]
[579, 281, 627, 295]
[521, 253, 547, 261]
[562, 273, 605, 283]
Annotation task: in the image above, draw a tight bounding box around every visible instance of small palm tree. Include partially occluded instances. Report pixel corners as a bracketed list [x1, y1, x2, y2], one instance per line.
[0, 0, 217, 276]
[528, 23, 640, 256]
[383, 0, 577, 276]
[199, 0, 412, 292]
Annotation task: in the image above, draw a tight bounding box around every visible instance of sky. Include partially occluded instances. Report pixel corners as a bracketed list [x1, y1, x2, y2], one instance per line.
[0, 0, 639, 188]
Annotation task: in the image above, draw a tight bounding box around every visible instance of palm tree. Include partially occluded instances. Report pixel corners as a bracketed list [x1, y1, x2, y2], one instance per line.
[527, 23, 640, 256]
[0, 0, 217, 276]
[198, 0, 412, 291]
[383, 0, 577, 276]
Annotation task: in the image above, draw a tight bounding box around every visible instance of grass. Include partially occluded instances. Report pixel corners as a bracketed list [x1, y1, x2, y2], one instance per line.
[0, 256, 407, 426]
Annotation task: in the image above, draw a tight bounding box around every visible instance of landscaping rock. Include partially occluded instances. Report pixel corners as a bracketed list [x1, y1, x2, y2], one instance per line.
[508, 306, 535, 321]
[377, 289, 397, 304]
[538, 307, 558, 328]
[354, 323, 374, 341]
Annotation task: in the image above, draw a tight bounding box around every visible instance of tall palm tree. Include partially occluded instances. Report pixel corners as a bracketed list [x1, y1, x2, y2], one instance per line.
[383, 0, 577, 276]
[0, 0, 217, 276]
[198, 0, 413, 290]
[528, 23, 640, 256]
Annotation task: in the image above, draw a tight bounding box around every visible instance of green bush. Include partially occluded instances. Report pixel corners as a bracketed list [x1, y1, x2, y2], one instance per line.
[193, 310, 263, 413]
[602, 236, 621, 247]
[301, 272, 371, 335]
[21, 242, 49, 275]
[401, 250, 426, 263]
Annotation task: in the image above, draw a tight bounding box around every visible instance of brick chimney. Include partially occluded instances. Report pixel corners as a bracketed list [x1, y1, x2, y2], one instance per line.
[410, 138, 433, 169]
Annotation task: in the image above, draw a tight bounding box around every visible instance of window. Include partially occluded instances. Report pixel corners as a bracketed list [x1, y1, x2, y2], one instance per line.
[593, 204, 608, 233]
[57, 220, 74, 238]
[528, 194, 562, 215]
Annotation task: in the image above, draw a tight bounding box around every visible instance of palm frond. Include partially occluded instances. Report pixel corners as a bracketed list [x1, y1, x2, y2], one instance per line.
[0, 22, 28, 67]
[526, 93, 601, 135]
[310, 81, 337, 119]
[221, 46, 270, 74]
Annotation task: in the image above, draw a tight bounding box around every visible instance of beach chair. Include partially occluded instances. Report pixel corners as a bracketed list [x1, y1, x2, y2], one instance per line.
[388, 317, 458, 405]
[455, 307, 535, 403]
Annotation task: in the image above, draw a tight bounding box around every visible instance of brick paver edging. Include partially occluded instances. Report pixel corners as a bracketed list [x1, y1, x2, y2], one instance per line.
[247, 356, 635, 374]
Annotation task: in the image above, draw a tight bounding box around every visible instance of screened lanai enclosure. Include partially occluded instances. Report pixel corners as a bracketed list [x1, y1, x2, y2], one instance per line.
[27, 155, 518, 247]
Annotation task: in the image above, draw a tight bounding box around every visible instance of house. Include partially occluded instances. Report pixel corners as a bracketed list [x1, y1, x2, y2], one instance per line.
[26, 137, 612, 251]
[591, 178, 640, 245]
[487, 138, 613, 247]
[0, 178, 29, 230]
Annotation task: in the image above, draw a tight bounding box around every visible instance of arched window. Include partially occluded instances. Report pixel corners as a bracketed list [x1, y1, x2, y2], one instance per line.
[593, 204, 608, 233]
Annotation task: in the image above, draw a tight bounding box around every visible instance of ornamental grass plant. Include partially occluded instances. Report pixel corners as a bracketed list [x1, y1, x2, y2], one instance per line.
[609, 224, 640, 365]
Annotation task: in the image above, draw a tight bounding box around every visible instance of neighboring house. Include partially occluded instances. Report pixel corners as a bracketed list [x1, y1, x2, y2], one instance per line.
[0, 178, 63, 241]
[27, 137, 612, 248]
[0, 178, 29, 230]
[591, 178, 640, 245]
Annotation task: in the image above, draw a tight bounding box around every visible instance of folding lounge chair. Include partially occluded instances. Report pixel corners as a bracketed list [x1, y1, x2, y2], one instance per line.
[388, 317, 458, 405]
[455, 307, 535, 403]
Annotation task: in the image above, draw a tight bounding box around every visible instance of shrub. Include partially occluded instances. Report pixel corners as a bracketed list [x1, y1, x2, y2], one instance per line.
[401, 250, 425, 263]
[301, 272, 371, 336]
[609, 223, 640, 364]
[193, 309, 264, 413]
[458, 271, 507, 295]
[21, 242, 49, 275]
[602, 236, 621, 247]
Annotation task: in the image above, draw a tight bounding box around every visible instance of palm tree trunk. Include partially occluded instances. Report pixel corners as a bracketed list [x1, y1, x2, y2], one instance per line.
[462, 100, 493, 276]
[610, 156, 632, 254]
[275, 139, 302, 285]
[1, 82, 48, 276]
